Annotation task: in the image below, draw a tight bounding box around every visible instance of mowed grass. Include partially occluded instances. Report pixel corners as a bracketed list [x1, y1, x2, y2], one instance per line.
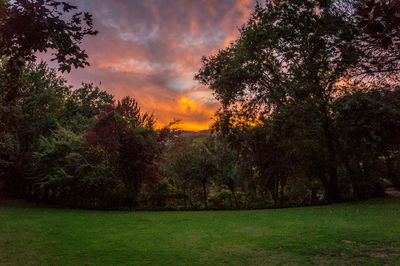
[1, 198, 400, 265]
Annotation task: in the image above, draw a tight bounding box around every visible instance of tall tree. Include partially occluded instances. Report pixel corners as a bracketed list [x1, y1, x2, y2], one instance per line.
[87, 97, 158, 207]
[196, 0, 360, 201]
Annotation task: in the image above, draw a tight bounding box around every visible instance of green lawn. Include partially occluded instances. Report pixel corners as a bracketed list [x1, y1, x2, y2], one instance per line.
[1, 198, 400, 265]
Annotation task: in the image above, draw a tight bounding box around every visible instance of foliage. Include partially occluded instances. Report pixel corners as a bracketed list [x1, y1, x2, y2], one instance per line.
[0, 0, 97, 106]
[356, 0, 400, 49]
[196, 0, 400, 203]
[63, 83, 114, 132]
[0, 132, 20, 193]
[196, 0, 359, 113]
[30, 126, 123, 208]
[160, 138, 215, 209]
[30, 126, 87, 205]
[0, 0, 97, 72]
[354, 0, 400, 80]
[2, 0, 400, 210]
[334, 87, 400, 197]
[86, 97, 159, 207]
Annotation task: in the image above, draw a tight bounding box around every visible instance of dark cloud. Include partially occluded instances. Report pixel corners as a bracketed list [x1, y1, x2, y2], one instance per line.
[63, 0, 256, 130]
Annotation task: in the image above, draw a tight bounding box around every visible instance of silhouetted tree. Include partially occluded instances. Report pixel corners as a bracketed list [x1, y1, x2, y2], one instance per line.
[196, 0, 360, 202]
[334, 86, 400, 198]
[0, 0, 97, 102]
[87, 97, 158, 207]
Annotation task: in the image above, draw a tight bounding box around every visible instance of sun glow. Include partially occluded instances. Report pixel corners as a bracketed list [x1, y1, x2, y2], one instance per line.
[179, 97, 197, 112]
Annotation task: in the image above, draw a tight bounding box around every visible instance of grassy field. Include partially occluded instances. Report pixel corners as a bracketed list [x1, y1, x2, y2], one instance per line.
[1, 198, 400, 265]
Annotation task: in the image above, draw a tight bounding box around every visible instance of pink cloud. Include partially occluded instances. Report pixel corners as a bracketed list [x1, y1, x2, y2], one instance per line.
[63, 0, 256, 131]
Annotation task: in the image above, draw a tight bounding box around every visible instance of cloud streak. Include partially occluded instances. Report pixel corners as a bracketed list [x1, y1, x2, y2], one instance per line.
[64, 0, 256, 130]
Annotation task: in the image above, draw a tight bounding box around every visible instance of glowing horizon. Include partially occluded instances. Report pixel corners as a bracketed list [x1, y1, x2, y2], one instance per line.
[63, 0, 256, 131]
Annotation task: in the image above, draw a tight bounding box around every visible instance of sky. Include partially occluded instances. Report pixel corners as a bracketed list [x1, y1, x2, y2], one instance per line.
[59, 0, 257, 131]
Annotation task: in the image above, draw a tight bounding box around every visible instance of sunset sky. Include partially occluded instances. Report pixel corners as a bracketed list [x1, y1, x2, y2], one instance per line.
[59, 0, 257, 131]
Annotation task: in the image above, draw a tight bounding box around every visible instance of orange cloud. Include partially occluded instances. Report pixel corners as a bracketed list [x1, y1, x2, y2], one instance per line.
[63, 0, 257, 131]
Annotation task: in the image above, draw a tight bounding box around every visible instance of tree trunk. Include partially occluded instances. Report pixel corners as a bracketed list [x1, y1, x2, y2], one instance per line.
[232, 191, 239, 209]
[322, 117, 341, 202]
[228, 184, 239, 209]
[270, 180, 279, 207]
[183, 186, 187, 207]
[202, 179, 208, 209]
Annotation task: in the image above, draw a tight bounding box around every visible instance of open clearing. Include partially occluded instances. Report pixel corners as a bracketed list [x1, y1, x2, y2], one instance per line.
[1, 198, 400, 265]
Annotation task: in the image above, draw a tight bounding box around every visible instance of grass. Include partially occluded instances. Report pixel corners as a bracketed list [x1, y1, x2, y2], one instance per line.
[1, 197, 400, 265]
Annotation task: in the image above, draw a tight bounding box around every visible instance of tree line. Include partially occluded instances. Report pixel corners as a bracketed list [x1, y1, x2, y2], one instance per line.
[1, 0, 400, 210]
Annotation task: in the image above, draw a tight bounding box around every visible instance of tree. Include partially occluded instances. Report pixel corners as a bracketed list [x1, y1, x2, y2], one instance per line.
[334, 86, 400, 198]
[0, 62, 69, 194]
[208, 137, 242, 208]
[160, 135, 221, 209]
[30, 126, 122, 208]
[0, 0, 97, 102]
[196, 0, 360, 202]
[30, 126, 87, 205]
[0, 0, 99, 194]
[63, 83, 114, 132]
[0, 61, 115, 201]
[0, 0, 97, 71]
[87, 97, 158, 207]
[191, 144, 217, 209]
